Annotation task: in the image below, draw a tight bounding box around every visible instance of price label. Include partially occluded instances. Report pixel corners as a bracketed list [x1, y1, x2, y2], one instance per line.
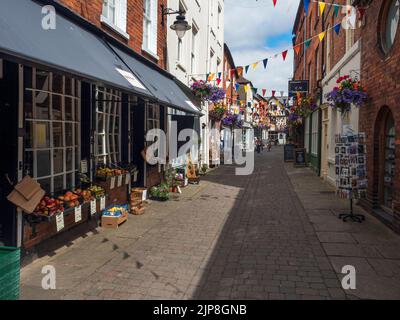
[110, 177, 116, 190]
[142, 190, 147, 201]
[117, 174, 123, 187]
[100, 196, 106, 210]
[90, 199, 97, 215]
[75, 206, 82, 223]
[125, 173, 130, 185]
[133, 171, 138, 182]
[56, 212, 64, 232]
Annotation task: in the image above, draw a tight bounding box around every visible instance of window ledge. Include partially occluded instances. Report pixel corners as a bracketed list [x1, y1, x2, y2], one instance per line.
[176, 62, 187, 73]
[142, 46, 160, 61]
[100, 16, 130, 40]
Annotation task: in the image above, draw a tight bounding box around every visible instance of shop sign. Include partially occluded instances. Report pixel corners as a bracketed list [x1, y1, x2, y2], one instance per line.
[288, 80, 309, 97]
[80, 160, 88, 174]
[90, 200, 96, 216]
[56, 212, 64, 232]
[116, 68, 147, 91]
[294, 148, 307, 167]
[125, 173, 131, 185]
[75, 206, 82, 223]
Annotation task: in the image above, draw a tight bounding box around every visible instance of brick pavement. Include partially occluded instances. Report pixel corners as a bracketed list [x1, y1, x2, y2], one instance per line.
[20, 147, 400, 300]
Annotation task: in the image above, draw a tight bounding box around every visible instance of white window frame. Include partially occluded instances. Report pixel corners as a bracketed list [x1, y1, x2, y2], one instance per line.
[191, 23, 199, 74]
[142, 0, 158, 58]
[101, 0, 129, 40]
[95, 88, 122, 166]
[304, 116, 310, 153]
[24, 68, 81, 194]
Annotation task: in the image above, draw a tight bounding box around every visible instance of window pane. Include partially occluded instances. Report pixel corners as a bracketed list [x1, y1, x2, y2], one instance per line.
[385, 0, 400, 50]
[97, 135, 104, 155]
[65, 98, 73, 121]
[53, 73, 63, 94]
[75, 147, 80, 171]
[97, 113, 104, 133]
[54, 149, 64, 174]
[24, 151, 34, 177]
[66, 173, 73, 191]
[75, 99, 80, 122]
[65, 123, 73, 146]
[53, 122, 63, 148]
[37, 150, 51, 177]
[75, 124, 80, 146]
[65, 77, 73, 96]
[54, 175, 64, 194]
[25, 121, 34, 149]
[36, 70, 50, 91]
[52, 94, 63, 120]
[66, 148, 73, 172]
[35, 91, 50, 119]
[34, 122, 50, 148]
[37, 178, 51, 194]
[24, 90, 33, 119]
[24, 66, 33, 89]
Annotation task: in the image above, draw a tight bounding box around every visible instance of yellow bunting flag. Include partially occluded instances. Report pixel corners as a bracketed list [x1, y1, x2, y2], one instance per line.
[318, 31, 326, 42]
[319, 2, 326, 16]
[244, 84, 249, 93]
[252, 62, 259, 70]
[208, 73, 215, 82]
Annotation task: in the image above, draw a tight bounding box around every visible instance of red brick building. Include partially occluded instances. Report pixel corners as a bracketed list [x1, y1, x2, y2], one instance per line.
[357, 0, 400, 233]
[58, 0, 168, 68]
[223, 43, 239, 110]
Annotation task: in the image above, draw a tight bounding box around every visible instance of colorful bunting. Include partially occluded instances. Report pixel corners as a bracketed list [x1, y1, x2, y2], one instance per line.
[282, 50, 288, 61]
[334, 23, 341, 35]
[216, 78, 222, 86]
[272, 90, 276, 97]
[319, 2, 326, 16]
[252, 62, 259, 70]
[244, 84, 249, 93]
[245, 65, 250, 74]
[318, 31, 326, 42]
[207, 73, 215, 82]
[263, 58, 269, 69]
[294, 44, 301, 55]
[235, 83, 240, 91]
[218, 72, 222, 79]
[333, 4, 340, 17]
[304, 0, 310, 15]
[272, 0, 277, 7]
[262, 89, 267, 97]
[305, 39, 312, 49]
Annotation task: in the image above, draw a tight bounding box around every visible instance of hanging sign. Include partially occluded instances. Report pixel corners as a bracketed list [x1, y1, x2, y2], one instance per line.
[90, 199, 97, 216]
[288, 80, 309, 97]
[56, 212, 64, 232]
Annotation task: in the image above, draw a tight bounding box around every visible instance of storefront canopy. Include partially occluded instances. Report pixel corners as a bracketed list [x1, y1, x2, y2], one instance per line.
[110, 45, 202, 115]
[0, 0, 202, 115]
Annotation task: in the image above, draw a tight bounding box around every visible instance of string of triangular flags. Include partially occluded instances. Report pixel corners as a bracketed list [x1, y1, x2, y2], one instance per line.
[204, 21, 344, 85]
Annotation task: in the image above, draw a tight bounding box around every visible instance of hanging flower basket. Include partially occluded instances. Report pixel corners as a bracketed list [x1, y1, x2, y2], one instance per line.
[326, 75, 368, 113]
[209, 103, 227, 121]
[190, 81, 226, 103]
[222, 113, 243, 128]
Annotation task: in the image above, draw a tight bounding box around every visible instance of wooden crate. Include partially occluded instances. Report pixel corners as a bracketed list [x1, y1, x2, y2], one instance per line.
[101, 210, 128, 229]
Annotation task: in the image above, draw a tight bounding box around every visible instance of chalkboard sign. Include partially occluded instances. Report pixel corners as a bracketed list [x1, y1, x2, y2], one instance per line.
[284, 144, 295, 162]
[294, 148, 307, 167]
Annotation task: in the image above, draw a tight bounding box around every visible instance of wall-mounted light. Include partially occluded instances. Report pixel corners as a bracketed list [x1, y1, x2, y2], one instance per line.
[161, 5, 191, 39]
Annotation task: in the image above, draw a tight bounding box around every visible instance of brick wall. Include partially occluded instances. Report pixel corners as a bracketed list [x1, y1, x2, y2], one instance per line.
[293, 0, 362, 94]
[358, 0, 400, 233]
[57, 0, 167, 69]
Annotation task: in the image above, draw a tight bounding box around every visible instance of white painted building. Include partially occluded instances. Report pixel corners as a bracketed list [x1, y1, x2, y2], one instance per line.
[321, 40, 361, 186]
[167, 0, 224, 167]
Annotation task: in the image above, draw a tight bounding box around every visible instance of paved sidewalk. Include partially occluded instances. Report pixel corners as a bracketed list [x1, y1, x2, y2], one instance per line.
[20, 147, 400, 300]
[286, 164, 400, 299]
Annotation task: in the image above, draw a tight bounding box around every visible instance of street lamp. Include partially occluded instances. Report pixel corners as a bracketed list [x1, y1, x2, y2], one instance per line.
[161, 5, 191, 39]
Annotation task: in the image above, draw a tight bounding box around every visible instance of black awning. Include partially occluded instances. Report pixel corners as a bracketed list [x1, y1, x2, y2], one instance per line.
[0, 0, 152, 97]
[109, 45, 202, 116]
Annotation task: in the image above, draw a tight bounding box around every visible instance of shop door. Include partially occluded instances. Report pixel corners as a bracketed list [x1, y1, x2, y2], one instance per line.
[0, 60, 18, 246]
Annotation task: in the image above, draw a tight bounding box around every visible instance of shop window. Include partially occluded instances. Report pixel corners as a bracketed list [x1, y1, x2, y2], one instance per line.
[101, 0, 128, 36]
[24, 68, 81, 194]
[380, 0, 400, 54]
[143, 0, 158, 55]
[382, 112, 396, 210]
[95, 88, 122, 166]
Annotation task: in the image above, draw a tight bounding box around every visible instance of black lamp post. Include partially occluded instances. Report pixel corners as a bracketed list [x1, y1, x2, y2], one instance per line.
[161, 5, 191, 39]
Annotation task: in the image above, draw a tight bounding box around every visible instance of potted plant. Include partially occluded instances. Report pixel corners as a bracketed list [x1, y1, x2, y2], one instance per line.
[209, 103, 227, 121]
[150, 183, 170, 201]
[326, 75, 368, 114]
[200, 164, 208, 175]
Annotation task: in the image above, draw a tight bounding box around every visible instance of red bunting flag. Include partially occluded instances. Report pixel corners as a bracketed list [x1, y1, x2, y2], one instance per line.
[230, 69, 235, 79]
[272, 90, 276, 97]
[216, 78, 222, 86]
[282, 50, 288, 61]
[272, 0, 277, 7]
[262, 89, 267, 97]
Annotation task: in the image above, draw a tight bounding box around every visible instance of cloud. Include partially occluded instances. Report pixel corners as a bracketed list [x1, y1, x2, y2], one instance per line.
[225, 0, 301, 95]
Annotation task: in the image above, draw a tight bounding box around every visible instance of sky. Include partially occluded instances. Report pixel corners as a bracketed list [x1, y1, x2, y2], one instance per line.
[224, 0, 301, 97]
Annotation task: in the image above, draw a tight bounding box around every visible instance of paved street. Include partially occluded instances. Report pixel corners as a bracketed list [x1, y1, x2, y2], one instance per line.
[21, 147, 400, 300]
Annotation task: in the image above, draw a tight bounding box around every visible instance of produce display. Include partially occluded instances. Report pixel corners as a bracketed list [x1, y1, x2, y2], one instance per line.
[102, 205, 129, 218]
[34, 196, 64, 217]
[87, 185, 106, 199]
[58, 191, 81, 209]
[96, 167, 128, 178]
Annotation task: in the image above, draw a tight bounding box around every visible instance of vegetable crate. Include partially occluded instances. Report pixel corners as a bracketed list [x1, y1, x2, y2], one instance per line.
[0, 246, 21, 300]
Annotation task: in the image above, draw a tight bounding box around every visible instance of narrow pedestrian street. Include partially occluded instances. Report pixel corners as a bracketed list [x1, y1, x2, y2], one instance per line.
[20, 147, 400, 300]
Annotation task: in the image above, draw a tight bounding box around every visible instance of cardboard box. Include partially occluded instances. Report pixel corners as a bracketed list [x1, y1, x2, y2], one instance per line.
[101, 210, 128, 229]
[7, 176, 45, 214]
